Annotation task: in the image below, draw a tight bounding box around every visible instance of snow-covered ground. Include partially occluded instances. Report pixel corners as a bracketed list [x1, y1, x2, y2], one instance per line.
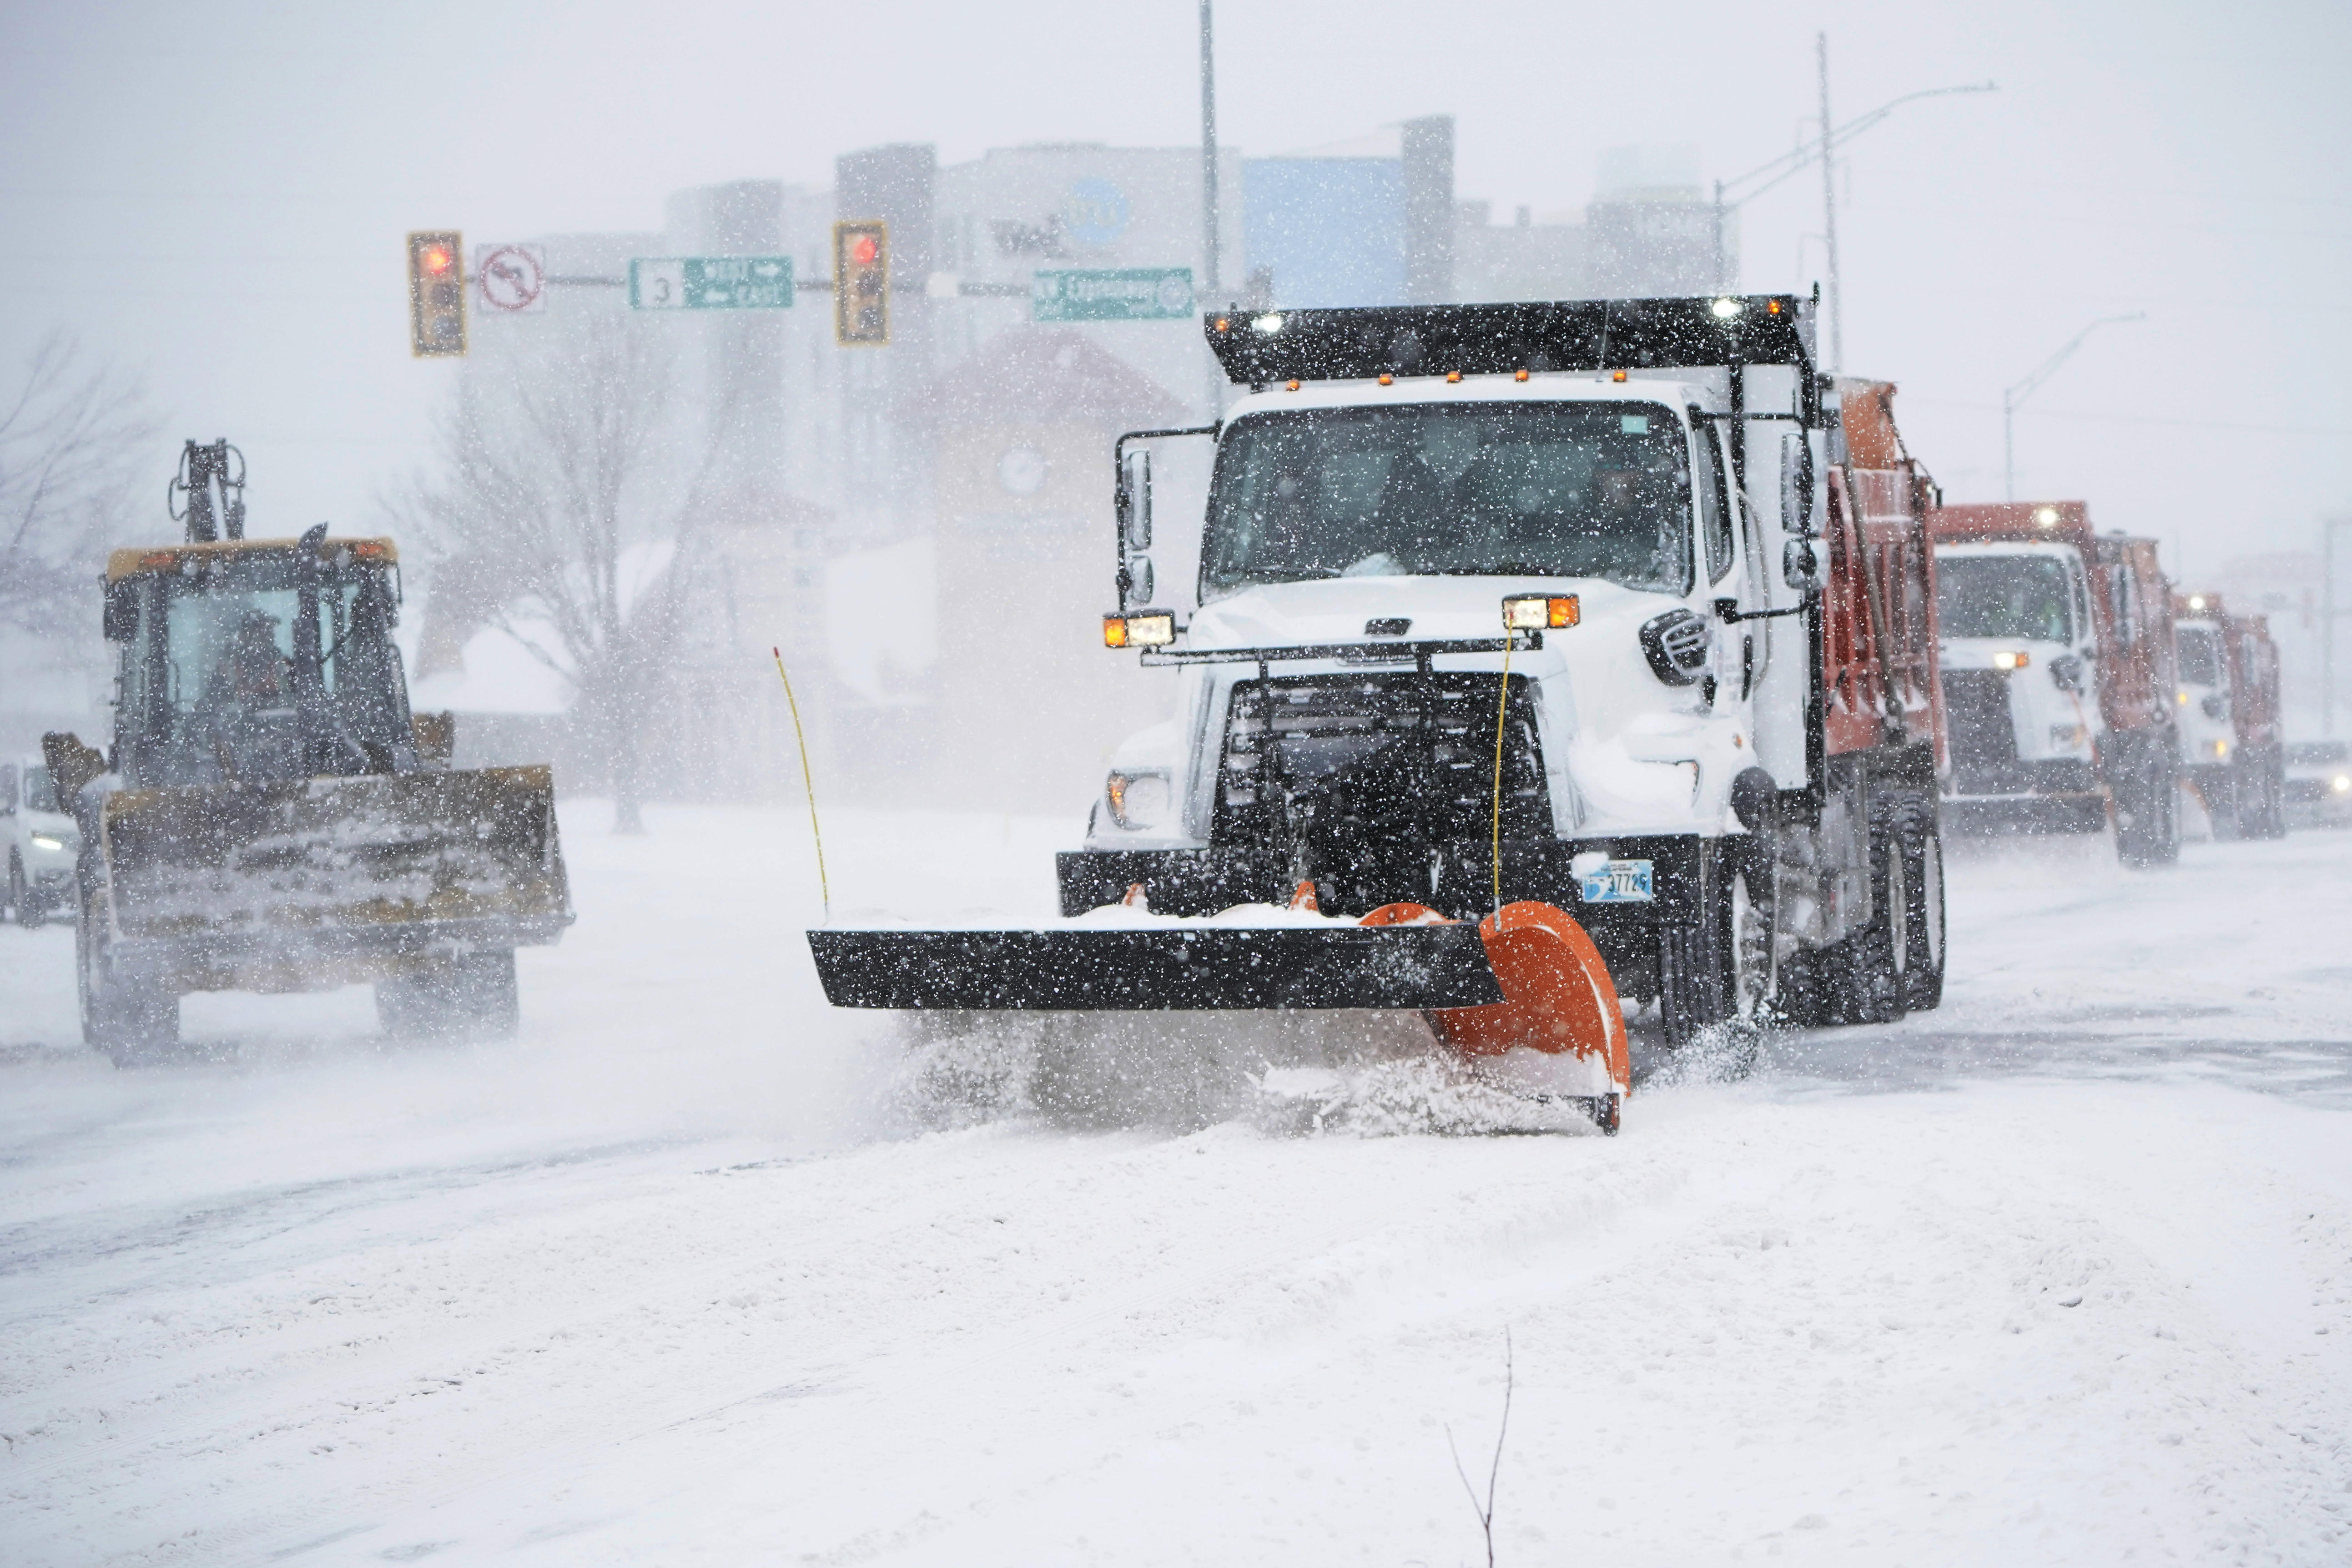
[2, 807, 2348, 1565]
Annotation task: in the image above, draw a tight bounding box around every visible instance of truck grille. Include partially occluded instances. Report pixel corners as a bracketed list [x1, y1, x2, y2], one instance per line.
[1213, 672, 1551, 909]
[1941, 670, 2018, 787]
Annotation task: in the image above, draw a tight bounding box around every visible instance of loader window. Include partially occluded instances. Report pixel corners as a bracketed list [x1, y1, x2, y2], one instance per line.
[128, 560, 410, 786]
[1203, 402, 1694, 596]
[1934, 555, 2075, 642]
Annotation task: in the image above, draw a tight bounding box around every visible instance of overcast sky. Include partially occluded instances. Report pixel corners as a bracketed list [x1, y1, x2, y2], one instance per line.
[3, 0, 2346, 583]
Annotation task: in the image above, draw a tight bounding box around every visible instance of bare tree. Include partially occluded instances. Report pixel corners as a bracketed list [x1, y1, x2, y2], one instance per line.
[1446, 1327, 1514, 1568]
[0, 333, 159, 646]
[396, 310, 712, 833]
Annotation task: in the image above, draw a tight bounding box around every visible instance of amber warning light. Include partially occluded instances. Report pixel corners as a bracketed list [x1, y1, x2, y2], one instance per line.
[1503, 594, 1580, 631]
[1104, 612, 1175, 648]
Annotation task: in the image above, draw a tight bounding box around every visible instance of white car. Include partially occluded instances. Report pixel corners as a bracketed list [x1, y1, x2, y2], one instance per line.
[2285, 740, 2352, 830]
[2, 756, 80, 926]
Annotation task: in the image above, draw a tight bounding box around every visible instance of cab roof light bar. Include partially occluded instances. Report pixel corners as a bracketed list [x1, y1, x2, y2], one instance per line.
[1203, 295, 1814, 388]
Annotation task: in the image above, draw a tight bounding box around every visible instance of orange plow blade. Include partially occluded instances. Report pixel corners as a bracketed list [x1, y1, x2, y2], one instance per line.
[1365, 899, 1630, 1113]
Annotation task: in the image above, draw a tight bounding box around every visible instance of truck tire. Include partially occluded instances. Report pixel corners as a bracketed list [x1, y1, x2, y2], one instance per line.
[2115, 746, 2180, 867]
[1785, 811, 1910, 1028]
[7, 852, 24, 925]
[77, 897, 179, 1061]
[1881, 793, 1947, 1013]
[378, 949, 519, 1041]
[2246, 756, 2287, 840]
[1659, 851, 1774, 1063]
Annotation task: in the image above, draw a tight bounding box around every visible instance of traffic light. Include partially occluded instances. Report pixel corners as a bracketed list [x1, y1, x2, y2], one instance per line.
[833, 220, 888, 346]
[407, 230, 467, 357]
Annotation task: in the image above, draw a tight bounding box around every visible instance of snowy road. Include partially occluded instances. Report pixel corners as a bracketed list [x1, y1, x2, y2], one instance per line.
[2, 807, 2348, 1565]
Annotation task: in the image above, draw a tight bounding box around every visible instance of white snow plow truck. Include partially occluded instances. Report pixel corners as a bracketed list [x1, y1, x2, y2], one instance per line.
[44, 440, 573, 1061]
[809, 296, 1950, 1131]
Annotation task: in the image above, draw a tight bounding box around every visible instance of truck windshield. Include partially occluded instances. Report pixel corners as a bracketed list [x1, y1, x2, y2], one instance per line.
[2176, 626, 2223, 687]
[1936, 555, 2075, 642]
[1202, 402, 1693, 596]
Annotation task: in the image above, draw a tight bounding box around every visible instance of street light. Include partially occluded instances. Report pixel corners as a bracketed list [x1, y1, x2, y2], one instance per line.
[1712, 50, 1994, 371]
[2003, 313, 2145, 500]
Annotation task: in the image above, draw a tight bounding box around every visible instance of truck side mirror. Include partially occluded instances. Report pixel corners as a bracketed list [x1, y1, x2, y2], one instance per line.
[1782, 538, 1821, 591]
[1779, 430, 1814, 536]
[1123, 555, 1155, 608]
[1118, 449, 1153, 553]
[104, 579, 137, 642]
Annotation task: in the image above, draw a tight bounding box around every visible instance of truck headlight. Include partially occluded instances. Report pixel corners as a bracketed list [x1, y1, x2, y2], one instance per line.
[30, 832, 67, 852]
[1106, 771, 1172, 831]
[2333, 774, 2350, 794]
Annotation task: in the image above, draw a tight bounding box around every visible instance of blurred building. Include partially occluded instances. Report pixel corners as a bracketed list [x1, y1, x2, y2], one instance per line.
[410, 125, 1742, 813]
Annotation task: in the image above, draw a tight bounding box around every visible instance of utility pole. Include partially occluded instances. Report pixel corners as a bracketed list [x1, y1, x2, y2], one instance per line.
[2324, 517, 2352, 736]
[1816, 33, 1843, 373]
[1200, 0, 1220, 301]
[1199, 0, 1224, 418]
[2002, 313, 2144, 499]
[1710, 77, 1993, 303]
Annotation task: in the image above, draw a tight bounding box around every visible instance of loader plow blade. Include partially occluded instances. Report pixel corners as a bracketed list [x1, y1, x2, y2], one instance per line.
[806, 925, 1506, 1011]
[101, 766, 569, 943]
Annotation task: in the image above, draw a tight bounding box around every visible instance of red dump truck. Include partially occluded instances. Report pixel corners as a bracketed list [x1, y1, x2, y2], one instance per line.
[1930, 503, 2180, 864]
[2171, 593, 2285, 838]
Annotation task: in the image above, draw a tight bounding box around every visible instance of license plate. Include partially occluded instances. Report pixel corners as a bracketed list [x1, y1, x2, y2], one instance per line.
[1579, 859, 1655, 902]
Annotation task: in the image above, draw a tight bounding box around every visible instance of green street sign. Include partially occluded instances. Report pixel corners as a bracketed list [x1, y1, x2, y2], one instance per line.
[630, 256, 794, 310]
[1032, 267, 1195, 323]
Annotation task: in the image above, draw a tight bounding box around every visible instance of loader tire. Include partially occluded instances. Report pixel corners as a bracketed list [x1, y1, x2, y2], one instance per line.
[77, 897, 179, 1061]
[378, 949, 519, 1041]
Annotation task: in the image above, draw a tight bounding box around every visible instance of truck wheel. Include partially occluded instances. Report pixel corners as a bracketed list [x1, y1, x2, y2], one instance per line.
[7, 852, 24, 925]
[1901, 814, 1946, 1013]
[2115, 753, 2181, 867]
[1659, 857, 1773, 1063]
[76, 899, 179, 1061]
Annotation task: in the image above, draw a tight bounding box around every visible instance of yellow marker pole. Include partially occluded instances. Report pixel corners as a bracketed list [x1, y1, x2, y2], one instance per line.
[772, 646, 830, 923]
[1491, 631, 1513, 915]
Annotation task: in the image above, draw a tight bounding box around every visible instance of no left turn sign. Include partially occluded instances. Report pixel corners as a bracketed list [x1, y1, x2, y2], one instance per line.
[474, 244, 547, 313]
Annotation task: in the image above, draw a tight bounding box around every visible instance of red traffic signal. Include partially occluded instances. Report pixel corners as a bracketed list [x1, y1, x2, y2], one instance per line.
[833, 219, 889, 347]
[407, 230, 466, 358]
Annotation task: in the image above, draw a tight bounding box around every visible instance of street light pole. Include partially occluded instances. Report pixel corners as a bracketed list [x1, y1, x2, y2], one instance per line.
[1711, 72, 1993, 313]
[1816, 33, 1843, 373]
[2002, 313, 2145, 500]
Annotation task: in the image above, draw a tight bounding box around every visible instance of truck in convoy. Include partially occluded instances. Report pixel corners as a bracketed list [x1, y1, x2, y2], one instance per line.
[43, 440, 573, 1059]
[808, 296, 1949, 1130]
[1930, 504, 2181, 865]
[2171, 592, 2286, 838]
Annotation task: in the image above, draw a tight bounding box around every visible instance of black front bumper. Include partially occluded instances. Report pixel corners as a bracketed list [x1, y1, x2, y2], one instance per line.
[808, 924, 1506, 1011]
[1059, 835, 1714, 993]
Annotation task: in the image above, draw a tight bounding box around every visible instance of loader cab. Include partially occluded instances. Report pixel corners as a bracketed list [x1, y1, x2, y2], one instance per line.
[106, 538, 416, 790]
